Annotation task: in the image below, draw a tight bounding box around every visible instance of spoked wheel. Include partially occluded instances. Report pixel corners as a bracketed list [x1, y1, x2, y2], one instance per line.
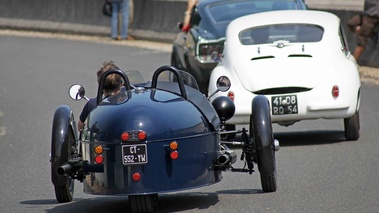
[250, 96, 277, 192]
[51, 106, 77, 203]
[344, 111, 360, 141]
[129, 194, 158, 213]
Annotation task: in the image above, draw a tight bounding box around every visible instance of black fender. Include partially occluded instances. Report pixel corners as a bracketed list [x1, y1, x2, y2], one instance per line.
[250, 95, 275, 176]
[51, 105, 78, 187]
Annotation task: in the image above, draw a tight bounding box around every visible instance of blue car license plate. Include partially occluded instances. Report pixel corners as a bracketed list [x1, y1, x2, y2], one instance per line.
[271, 95, 298, 115]
[122, 144, 148, 165]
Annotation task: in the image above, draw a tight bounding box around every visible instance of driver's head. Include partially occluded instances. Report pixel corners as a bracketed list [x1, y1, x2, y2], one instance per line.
[97, 60, 123, 95]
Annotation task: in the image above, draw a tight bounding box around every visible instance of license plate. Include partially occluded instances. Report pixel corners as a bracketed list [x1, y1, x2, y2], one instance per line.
[271, 95, 298, 115]
[122, 144, 148, 165]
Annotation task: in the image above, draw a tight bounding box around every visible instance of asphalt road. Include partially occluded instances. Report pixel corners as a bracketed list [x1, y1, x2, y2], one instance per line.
[0, 32, 378, 213]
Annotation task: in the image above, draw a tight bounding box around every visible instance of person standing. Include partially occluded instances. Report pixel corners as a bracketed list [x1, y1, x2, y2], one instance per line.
[182, 0, 198, 32]
[348, 0, 379, 61]
[109, 0, 134, 40]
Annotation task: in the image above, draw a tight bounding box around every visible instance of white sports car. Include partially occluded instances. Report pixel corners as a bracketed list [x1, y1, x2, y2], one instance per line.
[208, 10, 361, 141]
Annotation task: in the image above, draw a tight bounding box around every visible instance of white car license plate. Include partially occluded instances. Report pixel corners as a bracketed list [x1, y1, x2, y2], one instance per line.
[271, 95, 298, 115]
[122, 144, 148, 165]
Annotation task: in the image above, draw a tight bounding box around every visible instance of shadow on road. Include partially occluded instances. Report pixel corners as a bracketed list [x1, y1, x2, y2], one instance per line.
[21, 188, 266, 212]
[274, 130, 348, 146]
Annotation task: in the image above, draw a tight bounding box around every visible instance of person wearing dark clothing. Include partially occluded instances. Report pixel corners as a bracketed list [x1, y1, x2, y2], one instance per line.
[348, 0, 379, 61]
[79, 98, 97, 130]
[78, 60, 122, 131]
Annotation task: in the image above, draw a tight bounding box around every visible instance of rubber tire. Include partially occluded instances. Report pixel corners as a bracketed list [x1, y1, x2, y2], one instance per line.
[344, 111, 360, 141]
[250, 96, 277, 193]
[129, 194, 158, 213]
[54, 177, 74, 203]
[53, 128, 75, 203]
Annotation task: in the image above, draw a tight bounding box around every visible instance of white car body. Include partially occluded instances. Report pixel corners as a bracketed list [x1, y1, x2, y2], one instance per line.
[209, 10, 361, 140]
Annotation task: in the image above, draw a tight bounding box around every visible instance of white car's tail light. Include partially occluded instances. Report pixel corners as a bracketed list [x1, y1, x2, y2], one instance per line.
[332, 85, 339, 98]
[228, 91, 235, 101]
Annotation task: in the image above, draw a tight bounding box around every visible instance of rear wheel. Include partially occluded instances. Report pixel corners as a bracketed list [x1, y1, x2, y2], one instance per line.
[250, 96, 277, 192]
[54, 176, 74, 203]
[51, 106, 77, 203]
[53, 128, 76, 203]
[344, 111, 360, 141]
[129, 194, 158, 213]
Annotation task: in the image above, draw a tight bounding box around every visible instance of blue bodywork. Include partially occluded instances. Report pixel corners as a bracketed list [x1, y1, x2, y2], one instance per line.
[81, 70, 223, 195]
[51, 65, 278, 211]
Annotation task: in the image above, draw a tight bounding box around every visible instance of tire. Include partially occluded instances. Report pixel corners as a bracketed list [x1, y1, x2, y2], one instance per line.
[54, 177, 74, 203]
[221, 124, 236, 141]
[129, 194, 158, 213]
[54, 127, 75, 203]
[51, 106, 77, 203]
[344, 111, 360, 141]
[250, 96, 277, 193]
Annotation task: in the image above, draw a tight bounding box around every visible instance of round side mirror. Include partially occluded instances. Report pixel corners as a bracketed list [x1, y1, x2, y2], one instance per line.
[69, 84, 85, 101]
[216, 76, 231, 92]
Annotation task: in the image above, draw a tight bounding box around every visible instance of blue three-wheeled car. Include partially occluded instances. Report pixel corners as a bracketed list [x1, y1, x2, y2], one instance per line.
[50, 65, 279, 212]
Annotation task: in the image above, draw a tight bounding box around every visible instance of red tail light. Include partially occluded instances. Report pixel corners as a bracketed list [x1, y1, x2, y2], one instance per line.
[137, 131, 147, 141]
[332, 85, 339, 98]
[95, 155, 104, 164]
[170, 151, 179, 160]
[121, 132, 129, 141]
[121, 131, 147, 142]
[132, 172, 141, 181]
[228, 91, 235, 101]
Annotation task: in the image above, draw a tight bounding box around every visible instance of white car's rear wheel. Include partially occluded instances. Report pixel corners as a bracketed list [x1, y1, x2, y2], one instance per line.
[344, 111, 360, 141]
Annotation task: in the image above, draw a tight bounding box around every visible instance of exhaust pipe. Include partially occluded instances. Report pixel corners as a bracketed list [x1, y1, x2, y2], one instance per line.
[57, 160, 104, 175]
[57, 160, 82, 175]
[217, 149, 237, 166]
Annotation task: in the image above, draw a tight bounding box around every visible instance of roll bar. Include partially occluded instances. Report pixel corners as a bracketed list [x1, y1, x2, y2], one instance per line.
[151, 65, 187, 100]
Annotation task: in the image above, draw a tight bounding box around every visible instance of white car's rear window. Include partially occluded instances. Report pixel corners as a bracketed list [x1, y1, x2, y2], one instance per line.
[239, 24, 324, 45]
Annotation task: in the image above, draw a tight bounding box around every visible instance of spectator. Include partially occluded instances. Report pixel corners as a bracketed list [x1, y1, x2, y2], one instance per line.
[108, 0, 134, 40]
[182, 0, 198, 32]
[348, 0, 379, 61]
[78, 60, 123, 131]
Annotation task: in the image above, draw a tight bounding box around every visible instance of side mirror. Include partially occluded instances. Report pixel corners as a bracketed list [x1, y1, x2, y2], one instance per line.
[216, 76, 231, 92]
[208, 76, 231, 99]
[69, 84, 87, 101]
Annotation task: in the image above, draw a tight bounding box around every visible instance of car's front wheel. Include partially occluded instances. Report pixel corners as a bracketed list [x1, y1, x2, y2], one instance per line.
[344, 111, 360, 141]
